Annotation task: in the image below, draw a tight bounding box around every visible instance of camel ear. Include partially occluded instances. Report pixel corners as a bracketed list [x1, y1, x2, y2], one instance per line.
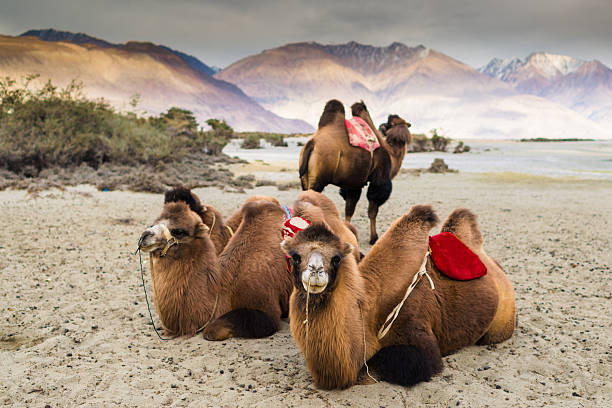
[195, 222, 209, 237]
[280, 237, 293, 255]
[342, 242, 354, 257]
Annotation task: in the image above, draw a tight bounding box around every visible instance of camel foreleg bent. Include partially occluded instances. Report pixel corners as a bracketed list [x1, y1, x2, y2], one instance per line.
[365, 345, 433, 386]
[202, 309, 278, 340]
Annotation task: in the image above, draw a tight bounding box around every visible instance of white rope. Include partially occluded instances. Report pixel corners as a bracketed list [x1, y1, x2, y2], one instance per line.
[360, 304, 378, 383]
[376, 253, 435, 340]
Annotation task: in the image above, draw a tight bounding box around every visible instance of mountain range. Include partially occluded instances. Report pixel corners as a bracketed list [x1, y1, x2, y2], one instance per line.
[1, 29, 610, 138]
[479, 52, 612, 126]
[1, 29, 311, 133]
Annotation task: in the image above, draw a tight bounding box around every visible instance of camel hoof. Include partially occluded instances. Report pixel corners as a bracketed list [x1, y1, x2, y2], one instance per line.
[202, 322, 232, 341]
[369, 235, 378, 245]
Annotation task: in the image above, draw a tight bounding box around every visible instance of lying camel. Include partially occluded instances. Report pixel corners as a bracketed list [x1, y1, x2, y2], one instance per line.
[138, 187, 291, 339]
[299, 100, 412, 244]
[281, 205, 516, 389]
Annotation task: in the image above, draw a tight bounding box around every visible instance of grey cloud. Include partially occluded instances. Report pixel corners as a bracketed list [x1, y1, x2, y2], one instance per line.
[0, 0, 610, 68]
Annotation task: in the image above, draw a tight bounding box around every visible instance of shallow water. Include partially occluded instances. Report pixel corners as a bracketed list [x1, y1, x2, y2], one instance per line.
[223, 138, 612, 180]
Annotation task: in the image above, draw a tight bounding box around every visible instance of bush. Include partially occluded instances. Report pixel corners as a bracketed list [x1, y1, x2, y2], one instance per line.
[0, 75, 234, 176]
[241, 134, 261, 149]
[453, 141, 471, 154]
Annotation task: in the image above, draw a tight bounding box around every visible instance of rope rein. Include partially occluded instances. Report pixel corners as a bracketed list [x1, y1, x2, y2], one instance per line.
[303, 275, 312, 360]
[360, 303, 378, 383]
[137, 248, 172, 341]
[376, 253, 435, 340]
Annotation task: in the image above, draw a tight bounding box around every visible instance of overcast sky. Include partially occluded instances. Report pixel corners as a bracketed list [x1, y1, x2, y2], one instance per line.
[1, 0, 610, 69]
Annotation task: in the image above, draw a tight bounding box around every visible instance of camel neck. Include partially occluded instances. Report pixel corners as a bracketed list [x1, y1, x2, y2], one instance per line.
[387, 143, 407, 179]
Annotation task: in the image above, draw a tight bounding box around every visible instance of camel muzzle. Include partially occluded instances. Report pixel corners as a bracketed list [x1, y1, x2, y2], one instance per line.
[302, 252, 329, 294]
[137, 224, 178, 256]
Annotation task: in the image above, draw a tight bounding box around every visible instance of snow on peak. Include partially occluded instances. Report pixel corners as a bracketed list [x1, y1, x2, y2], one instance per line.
[525, 52, 584, 78]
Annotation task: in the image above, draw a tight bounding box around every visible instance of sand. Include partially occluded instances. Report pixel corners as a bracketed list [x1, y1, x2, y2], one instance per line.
[1, 171, 610, 407]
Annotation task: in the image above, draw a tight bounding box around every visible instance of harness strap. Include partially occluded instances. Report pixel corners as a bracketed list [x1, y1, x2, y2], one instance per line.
[377, 252, 435, 340]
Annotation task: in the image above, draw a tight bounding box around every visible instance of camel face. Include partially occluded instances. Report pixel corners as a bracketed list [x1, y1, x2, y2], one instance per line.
[281, 224, 353, 295]
[138, 202, 208, 256]
[386, 118, 412, 146]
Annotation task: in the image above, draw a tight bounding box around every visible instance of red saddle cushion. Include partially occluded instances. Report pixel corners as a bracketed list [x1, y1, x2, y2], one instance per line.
[428, 232, 487, 280]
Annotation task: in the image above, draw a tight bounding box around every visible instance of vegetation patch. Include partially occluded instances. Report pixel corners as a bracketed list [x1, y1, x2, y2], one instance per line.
[0, 75, 250, 192]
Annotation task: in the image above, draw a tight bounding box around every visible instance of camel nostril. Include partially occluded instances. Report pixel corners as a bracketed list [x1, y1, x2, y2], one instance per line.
[138, 231, 152, 247]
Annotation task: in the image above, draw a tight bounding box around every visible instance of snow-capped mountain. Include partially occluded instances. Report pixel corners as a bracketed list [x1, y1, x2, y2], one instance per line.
[480, 52, 612, 128]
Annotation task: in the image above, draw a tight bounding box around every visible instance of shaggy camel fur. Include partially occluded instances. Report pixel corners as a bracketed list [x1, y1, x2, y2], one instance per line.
[299, 100, 412, 244]
[163, 188, 232, 255]
[281, 205, 516, 389]
[139, 187, 291, 339]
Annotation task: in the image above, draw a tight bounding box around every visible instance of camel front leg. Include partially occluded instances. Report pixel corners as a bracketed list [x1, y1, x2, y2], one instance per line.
[367, 201, 379, 245]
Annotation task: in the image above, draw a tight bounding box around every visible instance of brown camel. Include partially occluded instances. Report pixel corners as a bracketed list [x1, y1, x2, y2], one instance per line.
[299, 99, 412, 244]
[138, 187, 291, 339]
[281, 205, 516, 389]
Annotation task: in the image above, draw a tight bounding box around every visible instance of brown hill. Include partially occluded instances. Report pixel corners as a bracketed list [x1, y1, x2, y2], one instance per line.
[0, 34, 312, 133]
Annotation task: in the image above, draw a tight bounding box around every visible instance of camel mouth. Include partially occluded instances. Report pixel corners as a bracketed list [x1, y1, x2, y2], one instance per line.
[302, 280, 327, 294]
[138, 243, 163, 253]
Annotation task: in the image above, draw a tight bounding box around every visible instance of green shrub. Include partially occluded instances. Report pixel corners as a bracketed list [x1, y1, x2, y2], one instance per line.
[241, 134, 261, 149]
[0, 75, 234, 176]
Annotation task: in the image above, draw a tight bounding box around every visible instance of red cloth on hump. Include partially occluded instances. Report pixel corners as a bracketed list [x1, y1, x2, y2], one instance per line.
[428, 232, 487, 280]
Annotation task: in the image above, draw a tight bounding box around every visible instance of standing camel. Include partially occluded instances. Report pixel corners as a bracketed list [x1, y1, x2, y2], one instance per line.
[299, 100, 412, 244]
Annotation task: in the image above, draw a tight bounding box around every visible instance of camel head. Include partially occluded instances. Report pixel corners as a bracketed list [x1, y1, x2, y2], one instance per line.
[138, 189, 210, 258]
[281, 224, 353, 295]
[383, 114, 412, 146]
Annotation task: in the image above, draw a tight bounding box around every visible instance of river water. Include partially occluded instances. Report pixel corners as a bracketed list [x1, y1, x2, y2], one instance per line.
[224, 138, 612, 180]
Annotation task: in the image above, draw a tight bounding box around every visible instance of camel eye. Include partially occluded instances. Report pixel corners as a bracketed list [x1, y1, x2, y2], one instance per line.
[291, 253, 301, 265]
[331, 255, 341, 268]
[171, 228, 188, 238]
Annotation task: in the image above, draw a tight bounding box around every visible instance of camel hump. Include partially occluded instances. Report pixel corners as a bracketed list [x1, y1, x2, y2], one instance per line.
[242, 199, 284, 222]
[441, 208, 484, 251]
[318, 99, 345, 129]
[404, 205, 440, 229]
[164, 186, 203, 214]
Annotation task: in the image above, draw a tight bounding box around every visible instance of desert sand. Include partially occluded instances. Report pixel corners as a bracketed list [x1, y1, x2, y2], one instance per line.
[1, 170, 610, 407]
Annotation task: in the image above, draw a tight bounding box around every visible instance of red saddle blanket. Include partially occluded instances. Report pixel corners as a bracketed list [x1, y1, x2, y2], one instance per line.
[428, 232, 487, 280]
[345, 117, 380, 152]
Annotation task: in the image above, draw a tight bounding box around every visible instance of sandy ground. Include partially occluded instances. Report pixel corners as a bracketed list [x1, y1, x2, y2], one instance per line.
[1, 171, 610, 407]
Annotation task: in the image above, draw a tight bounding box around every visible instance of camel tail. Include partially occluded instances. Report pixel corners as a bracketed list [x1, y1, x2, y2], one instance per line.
[441, 208, 484, 252]
[299, 139, 314, 190]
